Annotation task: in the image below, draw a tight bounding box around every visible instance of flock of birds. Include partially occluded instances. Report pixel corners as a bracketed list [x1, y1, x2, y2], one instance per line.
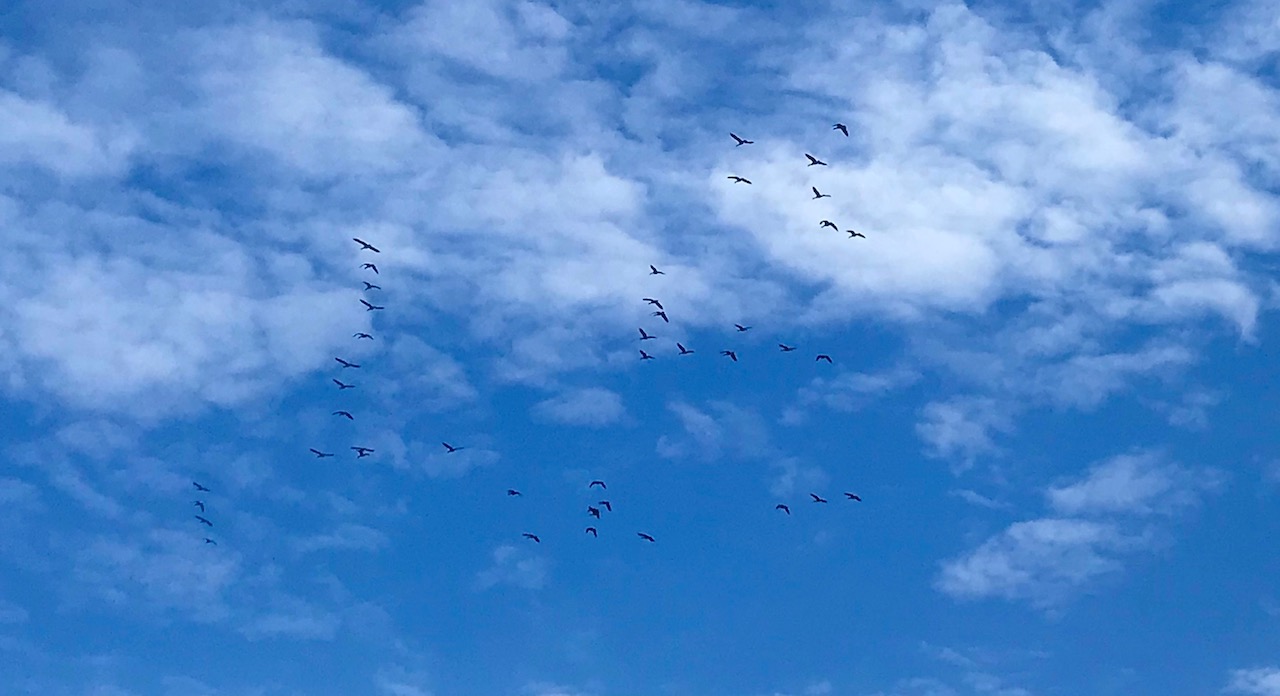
[192, 123, 866, 549]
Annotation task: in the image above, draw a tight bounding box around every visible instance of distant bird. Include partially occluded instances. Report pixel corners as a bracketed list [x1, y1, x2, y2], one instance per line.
[193, 482, 210, 492]
[360, 299, 384, 311]
[310, 448, 334, 458]
[720, 350, 738, 362]
[652, 310, 669, 323]
[643, 298, 664, 310]
[649, 265, 665, 275]
[806, 154, 828, 167]
[332, 379, 354, 390]
[361, 263, 378, 274]
[727, 176, 752, 184]
[351, 446, 375, 457]
[522, 533, 541, 543]
[734, 323, 752, 332]
[820, 220, 838, 230]
[203, 538, 217, 545]
[335, 357, 360, 369]
[730, 133, 754, 146]
[588, 506, 601, 519]
[833, 123, 849, 136]
[639, 349, 655, 360]
[776, 504, 790, 514]
[677, 343, 694, 355]
[637, 532, 656, 542]
[599, 500, 612, 512]
[507, 489, 522, 497]
[638, 327, 656, 341]
[442, 442, 464, 453]
[779, 343, 797, 352]
[847, 229, 866, 239]
[586, 527, 598, 537]
[810, 493, 828, 503]
[195, 515, 213, 527]
[845, 492, 862, 502]
[816, 354, 833, 363]
[589, 480, 607, 489]
[353, 333, 373, 340]
[332, 410, 354, 420]
[812, 187, 831, 199]
[362, 282, 381, 291]
[193, 501, 205, 512]
[353, 238, 381, 253]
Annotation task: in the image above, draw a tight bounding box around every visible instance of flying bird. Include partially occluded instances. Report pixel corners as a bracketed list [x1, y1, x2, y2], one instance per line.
[588, 506, 601, 519]
[195, 515, 213, 527]
[353, 238, 380, 253]
[193, 501, 205, 512]
[332, 410, 354, 420]
[727, 176, 752, 184]
[734, 323, 752, 332]
[677, 343, 694, 355]
[638, 327, 656, 341]
[652, 310, 669, 323]
[816, 354, 833, 363]
[637, 532, 656, 542]
[643, 298, 664, 310]
[507, 489, 522, 497]
[649, 265, 665, 275]
[589, 480, 607, 489]
[810, 493, 828, 503]
[776, 504, 791, 514]
[847, 229, 866, 239]
[820, 220, 838, 230]
[204, 538, 217, 545]
[335, 357, 360, 369]
[640, 350, 655, 360]
[833, 123, 849, 136]
[805, 154, 828, 166]
[351, 446, 375, 457]
[353, 333, 373, 340]
[845, 492, 862, 502]
[585, 527, 598, 537]
[361, 263, 378, 274]
[360, 299, 384, 311]
[720, 350, 738, 362]
[730, 133, 754, 146]
[812, 187, 831, 199]
[192, 482, 210, 492]
[599, 500, 612, 512]
[522, 533, 541, 543]
[362, 282, 381, 291]
[779, 343, 797, 352]
[310, 448, 334, 458]
[332, 379, 354, 390]
[442, 442, 464, 453]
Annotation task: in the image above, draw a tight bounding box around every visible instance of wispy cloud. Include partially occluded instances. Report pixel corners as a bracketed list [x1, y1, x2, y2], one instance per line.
[1228, 667, 1280, 696]
[531, 387, 626, 427]
[475, 544, 549, 591]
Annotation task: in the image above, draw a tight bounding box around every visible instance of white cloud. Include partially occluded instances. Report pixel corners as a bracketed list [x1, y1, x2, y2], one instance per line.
[475, 544, 549, 591]
[240, 596, 341, 641]
[1227, 667, 1280, 696]
[916, 397, 1015, 469]
[294, 524, 389, 554]
[531, 387, 626, 427]
[1046, 451, 1222, 517]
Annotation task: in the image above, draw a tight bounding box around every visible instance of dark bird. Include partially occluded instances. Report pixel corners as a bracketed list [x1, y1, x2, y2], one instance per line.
[335, 357, 360, 369]
[204, 538, 217, 545]
[734, 323, 752, 332]
[333, 379, 354, 390]
[649, 265, 665, 275]
[351, 446, 374, 457]
[810, 493, 828, 503]
[643, 298, 664, 310]
[820, 220, 838, 230]
[332, 410, 354, 420]
[599, 500, 612, 512]
[353, 238, 381, 253]
[776, 504, 791, 514]
[833, 123, 849, 136]
[310, 448, 334, 458]
[353, 333, 373, 340]
[588, 506, 601, 519]
[730, 133, 754, 146]
[585, 527, 598, 537]
[507, 489, 522, 497]
[806, 154, 828, 167]
[361, 263, 379, 274]
[845, 492, 862, 502]
[638, 327, 656, 341]
[779, 343, 797, 352]
[362, 282, 381, 291]
[677, 343, 694, 355]
[637, 532, 656, 542]
[727, 176, 752, 184]
[847, 229, 866, 239]
[194, 501, 205, 512]
[360, 299, 385, 311]
[442, 442, 464, 453]
[589, 480, 607, 489]
[652, 310, 669, 323]
[640, 350, 655, 360]
[812, 187, 831, 199]
[195, 515, 213, 527]
[193, 482, 210, 492]
[522, 533, 541, 543]
[721, 350, 738, 362]
[816, 354, 833, 363]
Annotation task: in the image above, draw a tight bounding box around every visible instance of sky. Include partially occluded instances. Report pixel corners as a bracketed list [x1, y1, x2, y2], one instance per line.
[0, 0, 1278, 694]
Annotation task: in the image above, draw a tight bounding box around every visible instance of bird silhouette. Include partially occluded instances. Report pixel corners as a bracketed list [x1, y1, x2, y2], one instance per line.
[652, 310, 669, 323]
[776, 504, 790, 514]
[442, 442, 464, 453]
[361, 263, 378, 274]
[845, 492, 862, 502]
[810, 493, 828, 503]
[649, 265, 665, 275]
[721, 350, 738, 362]
[351, 446, 375, 457]
[585, 527, 598, 537]
[589, 480, 607, 489]
[507, 489, 522, 497]
[332, 379, 354, 390]
[638, 327, 656, 341]
[734, 324, 752, 332]
[806, 154, 828, 166]
[335, 357, 360, 369]
[353, 238, 380, 253]
[820, 220, 838, 230]
[816, 354, 833, 363]
[194, 501, 205, 512]
[588, 506, 601, 519]
[599, 500, 612, 512]
[727, 176, 752, 184]
[640, 350, 655, 360]
[362, 282, 381, 291]
[195, 515, 213, 527]
[643, 298, 664, 310]
[779, 343, 797, 352]
[310, 448, 334, 458]
[203, 538, 217, 545]
[523, 533, 541, 543]
[637, 532, 656, 542]
[677, 343, 694, 355]
[353, 333, 373, 340]
[812, 187, 831, 199]
[730, 133, 754, 146]
[360, 299, 384, 311]
[847, 229, 866, 239]
[833, 123, 849, 136]
[192, 482, 210, 492]
[332, 411, 354, 420]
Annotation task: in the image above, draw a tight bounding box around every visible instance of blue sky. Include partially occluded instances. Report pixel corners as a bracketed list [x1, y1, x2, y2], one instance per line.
[1, 0, 1278, 694]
